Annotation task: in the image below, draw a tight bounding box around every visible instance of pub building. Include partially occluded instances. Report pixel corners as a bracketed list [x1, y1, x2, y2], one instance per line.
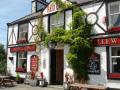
[6, 0, 120, 89]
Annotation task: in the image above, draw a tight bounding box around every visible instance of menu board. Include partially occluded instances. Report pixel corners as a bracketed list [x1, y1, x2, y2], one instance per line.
[30, 55, 38, 72]
[88, 53, 100, 74]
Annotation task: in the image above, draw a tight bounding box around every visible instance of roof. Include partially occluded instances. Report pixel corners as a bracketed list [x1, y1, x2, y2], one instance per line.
[7, 12, 42, 26]
[75, 0, 93, 4]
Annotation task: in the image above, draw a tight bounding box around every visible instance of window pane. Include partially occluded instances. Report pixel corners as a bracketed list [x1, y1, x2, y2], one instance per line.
[110, 4, 119, 14]
[17, 52, 27, 69]
[19, 23, 28, 39]
[110, 14, 120, 27]
[111, 47, 120, 56]
[112, 58, 120, 73]
[50, 13, 64, 31]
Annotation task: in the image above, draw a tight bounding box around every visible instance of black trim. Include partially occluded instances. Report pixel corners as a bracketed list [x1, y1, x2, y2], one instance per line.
[105, 0, 109, 31]
[16, 52, 18, 69]
[96, 1, 105, 13]
[48, 15, 50, 33]
[106, 46, 110, 79]
[37, 0, 48, 6]
[64, 10, 65, 29]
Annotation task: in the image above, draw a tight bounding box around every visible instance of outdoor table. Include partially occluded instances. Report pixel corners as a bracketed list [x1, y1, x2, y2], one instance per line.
[0, 75, 14, 87]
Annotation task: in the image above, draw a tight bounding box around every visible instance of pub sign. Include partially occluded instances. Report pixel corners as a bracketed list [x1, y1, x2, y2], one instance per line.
[88, 53, 100, 74]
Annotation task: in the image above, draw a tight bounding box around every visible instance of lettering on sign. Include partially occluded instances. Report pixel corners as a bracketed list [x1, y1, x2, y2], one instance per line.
[47, 3, 59, 13]
[10, 45, 36, 52]
[88, 53, 100, 74]
[93, 37, 120, 46]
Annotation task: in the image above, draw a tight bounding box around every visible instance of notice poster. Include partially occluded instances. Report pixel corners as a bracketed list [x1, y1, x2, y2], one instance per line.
[30, 55, 38, 72]
[88, 53, 100, 74]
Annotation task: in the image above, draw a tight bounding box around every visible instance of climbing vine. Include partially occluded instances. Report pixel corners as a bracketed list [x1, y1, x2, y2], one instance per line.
[35, 0, 94, 83]
[44, 0, 94, 83]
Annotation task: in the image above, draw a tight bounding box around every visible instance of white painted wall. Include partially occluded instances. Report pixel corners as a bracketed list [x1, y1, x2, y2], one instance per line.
[28, 19, 38, 42]
[88, 47, 107, 86]
[8, 24, 18, 45]
[43, 16, 48, 32]
[40, 48, 50, 83]
[7, 48, 17, 77]
[81, 2, 107, 34]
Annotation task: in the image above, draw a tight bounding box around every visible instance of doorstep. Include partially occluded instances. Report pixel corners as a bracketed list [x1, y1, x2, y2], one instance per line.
[48, 85, 63, 89]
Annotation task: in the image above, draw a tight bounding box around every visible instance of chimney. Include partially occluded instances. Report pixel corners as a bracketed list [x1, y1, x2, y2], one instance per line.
[31, 0, 37, 13]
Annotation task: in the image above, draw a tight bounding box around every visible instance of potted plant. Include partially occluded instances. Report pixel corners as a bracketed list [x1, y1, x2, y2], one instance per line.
[16, 73, 21, 84]
[30, 71, 37, 86]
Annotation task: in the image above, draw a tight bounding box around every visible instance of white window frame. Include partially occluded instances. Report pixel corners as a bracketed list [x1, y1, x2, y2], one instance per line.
[18, 23, 28, 40]
[50, 12, 64, 32]
[108, 1, 120, 28]
[109, 46, 120, 73]
[17, 52, 27, 69]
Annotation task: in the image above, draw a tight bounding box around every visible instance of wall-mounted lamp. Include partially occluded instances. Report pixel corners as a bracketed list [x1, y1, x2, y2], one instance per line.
[48, 41, 57, 49]
[9, 57, 13, 60]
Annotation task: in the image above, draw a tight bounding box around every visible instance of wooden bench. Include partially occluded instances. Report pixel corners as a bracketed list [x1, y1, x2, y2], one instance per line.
[2, 79, 15, 87]
[69, 83, 107, 90]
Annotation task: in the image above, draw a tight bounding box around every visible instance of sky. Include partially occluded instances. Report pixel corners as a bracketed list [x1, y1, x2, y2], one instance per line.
[0, 0, 31, 47]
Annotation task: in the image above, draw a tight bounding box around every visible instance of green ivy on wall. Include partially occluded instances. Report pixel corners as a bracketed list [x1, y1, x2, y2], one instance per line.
[45, 0, 94, 83]
[35, 0, 94, 83]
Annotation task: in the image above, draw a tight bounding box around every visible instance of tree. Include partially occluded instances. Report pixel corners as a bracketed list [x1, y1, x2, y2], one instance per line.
[0, 43, 6, 75]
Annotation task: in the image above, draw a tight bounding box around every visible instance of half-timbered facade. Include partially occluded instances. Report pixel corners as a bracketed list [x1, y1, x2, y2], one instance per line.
[7, 0, 120, 89]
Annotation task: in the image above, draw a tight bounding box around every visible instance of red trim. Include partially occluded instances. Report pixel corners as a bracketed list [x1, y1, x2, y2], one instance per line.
[17, 38, 28, 44]
[16, 68, 26, 73]
[108, 27, 120, 32]
[10, 44, 36, 52]
[108, 73, 120, 78]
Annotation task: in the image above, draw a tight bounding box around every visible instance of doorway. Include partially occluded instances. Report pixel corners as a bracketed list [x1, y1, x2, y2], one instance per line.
[50, 49, 64, 85]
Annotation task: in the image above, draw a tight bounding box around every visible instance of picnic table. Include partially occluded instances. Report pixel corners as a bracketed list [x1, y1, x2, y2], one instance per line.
[69, 83, 107, 90]
[0, 75, 14, 87]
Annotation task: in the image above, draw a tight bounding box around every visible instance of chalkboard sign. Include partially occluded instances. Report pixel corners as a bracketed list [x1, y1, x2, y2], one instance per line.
[88, 53, 100, 74]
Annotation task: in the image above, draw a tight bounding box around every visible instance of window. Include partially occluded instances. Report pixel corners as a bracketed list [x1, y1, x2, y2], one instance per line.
[109, 47, 120, 74]
[16, 52, 27, 72]
[109, 2, 120, 28]
[18, 23, 28, 40]
[50, 12, 64, 32]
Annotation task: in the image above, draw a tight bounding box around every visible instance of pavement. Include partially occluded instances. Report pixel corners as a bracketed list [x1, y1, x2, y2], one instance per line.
[0, 84, 63, 90]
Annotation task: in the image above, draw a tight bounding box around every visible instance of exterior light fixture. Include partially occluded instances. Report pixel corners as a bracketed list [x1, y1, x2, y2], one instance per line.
[48, 41, 57, 49]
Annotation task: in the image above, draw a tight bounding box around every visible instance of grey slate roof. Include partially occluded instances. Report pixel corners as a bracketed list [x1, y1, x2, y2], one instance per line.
[75, 0, 93, 4]
[7, 0, 101, 26]
[7, 12, 42, 26]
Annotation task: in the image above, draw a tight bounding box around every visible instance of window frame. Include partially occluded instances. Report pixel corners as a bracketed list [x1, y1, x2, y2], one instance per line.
[108, 46, 120, 79]
[108, 1, 120, 32]
[16, 52, 27, 73]
[50, 12, 65, 33]
[17, 22, 28, 44]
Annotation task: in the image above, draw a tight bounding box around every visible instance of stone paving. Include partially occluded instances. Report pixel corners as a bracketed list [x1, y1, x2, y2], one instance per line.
[0, 84, 63, 90]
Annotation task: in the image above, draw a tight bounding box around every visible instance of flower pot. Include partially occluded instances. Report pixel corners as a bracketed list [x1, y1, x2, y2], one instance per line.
[30, 80, 37, 86]
[63, 82, 70, 90]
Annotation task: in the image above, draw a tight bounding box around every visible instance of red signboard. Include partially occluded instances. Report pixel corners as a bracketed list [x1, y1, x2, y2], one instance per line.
[93, 37, 120, 46]
[10, 44, 36, 52]
[30, 55, 38, 72]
